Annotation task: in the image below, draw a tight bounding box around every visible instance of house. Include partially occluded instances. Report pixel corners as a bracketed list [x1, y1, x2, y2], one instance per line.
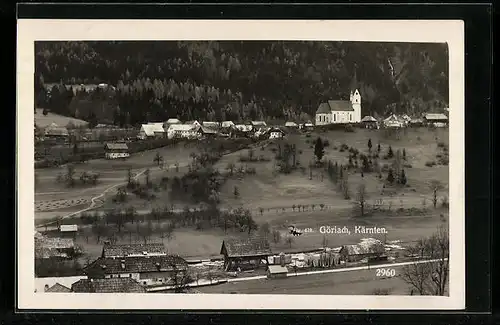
[197, 126, 219, 138]
[409, 117, 424, 127]
[44, 283, 72, 293]
[285, 121, 298, 128]
[35, 236, 76, 259]
[59, 224, 78, 235]
[221, 121, 235, 128]
[360, 116, 379, 129]
[303, 121, 314, 130]
[186, 120, 202, 128]
[202, 121, 221, 129]
[266, 127, 286, 139]
[424, 113, 448, 127]
[102, 243, 167, 258]
[220, 236, 272, 271]
[383, 114, 405, 129]
[139, 124, 165, 139]
[166, 124, 198, 139]
[84, 255, 188, 287]
[72, 278, 146, 293]
[339, 239, 386, 262]
[235, 124, 254, 133]
[251, 121, 267, 127]
[104, 142, 130, 159]
[267, 265, 288, 279]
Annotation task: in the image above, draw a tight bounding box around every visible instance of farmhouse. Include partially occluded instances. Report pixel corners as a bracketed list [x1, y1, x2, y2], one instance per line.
[424, 113, 448, 127]
[220, 236, 272, 271]
[221, 121, 235, 128]
[58, 224, 78, 238]
[285, 121, 298, 128]
[104, 142, 130, 159]
[102, 243, 167, 258]
[197, 126, 219, 138]
[339, 239, 386, 262]
[267, 265, 288, 279]
[383, 114, 405, 129]
[139, 124, 165, 139]
[166, 124, 198, 139]
[235, 124, 253, 133]
[360, 116, 379, 129]
[266, 127, 286, 139]
[409, 117, 424, 127]
[84, 255, 188, 287]
[72, 278, 146, 293]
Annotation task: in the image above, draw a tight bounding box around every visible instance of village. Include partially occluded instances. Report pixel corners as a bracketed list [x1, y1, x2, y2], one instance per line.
[35, 88, 449, 295]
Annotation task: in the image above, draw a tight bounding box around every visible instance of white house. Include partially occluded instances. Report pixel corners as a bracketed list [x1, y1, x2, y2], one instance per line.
[424, 113, 448, 127]
[166, 124, 198, 139]
[221, 121, 235, 128]
[266, 127, 286, 139]
[139, 124, 165, 139]
[285, 121, 298, 128]
[383, 114, 405, 128]
[104, 142, 130, 159]
[235, 124, 253, 132]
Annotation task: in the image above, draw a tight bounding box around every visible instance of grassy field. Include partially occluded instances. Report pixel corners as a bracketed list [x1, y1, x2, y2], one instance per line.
[36, 127, 450, 263]
[35, 108, 88, 128]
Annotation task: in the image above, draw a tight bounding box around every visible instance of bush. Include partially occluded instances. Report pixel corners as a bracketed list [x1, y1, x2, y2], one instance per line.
[437, 142, 446, 148]
[425, 161, 437, 167]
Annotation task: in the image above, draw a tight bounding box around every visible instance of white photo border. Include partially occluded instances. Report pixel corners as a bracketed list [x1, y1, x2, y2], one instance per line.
[17, 19, 465, 310]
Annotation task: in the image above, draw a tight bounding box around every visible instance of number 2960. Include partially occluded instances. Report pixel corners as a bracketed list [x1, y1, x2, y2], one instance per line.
[376, 268, 396, 277]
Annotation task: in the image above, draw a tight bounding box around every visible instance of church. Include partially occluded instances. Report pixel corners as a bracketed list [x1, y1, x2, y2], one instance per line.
[315, 73, 362, 125]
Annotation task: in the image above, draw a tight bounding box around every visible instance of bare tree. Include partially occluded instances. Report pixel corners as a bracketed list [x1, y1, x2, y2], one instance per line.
[170, 263, 192, 293]
[153, 152, 163, 166]
[430, 180, 444, 208]
[354, 183, 368, 217]
[401, 225, 449, 295]
[259, 222, 271, 239]
[272, 229, 282, 244]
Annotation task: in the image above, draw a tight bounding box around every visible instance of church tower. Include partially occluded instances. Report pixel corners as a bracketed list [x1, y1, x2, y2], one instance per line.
[349, 66, 362, 123]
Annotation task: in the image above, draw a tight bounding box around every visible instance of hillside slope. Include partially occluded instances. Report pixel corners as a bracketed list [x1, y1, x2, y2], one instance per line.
[34, 108, 88, 128]
[35, 41, 449, 125]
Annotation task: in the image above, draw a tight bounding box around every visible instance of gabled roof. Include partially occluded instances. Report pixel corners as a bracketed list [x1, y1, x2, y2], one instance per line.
[424, 113, 448, 121]
[202, 121, 220, 128]
[167, 124, 196, 132]
[285, 121, 298, 127]
[327, 100, 354, 112]
[267, 127, 286, 135]
[45, 127, 69, 137]
[221, 121, 235, 127]
[251, 121, 267, 126]
[105, 142, 129, 150]
[198, 126, 218, 134]
[46, 283, 72, 293]
[72, 278, 146, 293]
[84, 255, 187, 275]
[316, 102, 331, 114]
[221, 236, 272, 258]
[384, 114, 403, 122]
[140, 124, 164, 136]
[102, 243, 167, 258]
[165, 118, 181, 124]
[35, 237, 75, 259]
[186, 120, 201, 125]
[361, 116, 377, 122]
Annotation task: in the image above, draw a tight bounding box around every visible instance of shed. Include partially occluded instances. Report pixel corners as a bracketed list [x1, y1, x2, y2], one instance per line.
[267, 265, 288, 279]
[59, 224, 78, 233]
[339, 239, 386, 262]
[104, 142, 130, 159]
[220, 236, 272, 271]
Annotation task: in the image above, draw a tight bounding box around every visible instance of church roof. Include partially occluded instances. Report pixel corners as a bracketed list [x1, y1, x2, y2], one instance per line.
[316, 102, 331, 114]
[327, 100, 355, 112]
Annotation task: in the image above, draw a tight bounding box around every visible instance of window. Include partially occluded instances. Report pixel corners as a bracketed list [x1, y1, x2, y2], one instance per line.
[129, 274, 132, 277]
[350, 114, 352, 121]
[333, 114, 336, 122]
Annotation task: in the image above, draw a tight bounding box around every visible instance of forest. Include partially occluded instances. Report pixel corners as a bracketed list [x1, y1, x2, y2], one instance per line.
[34, 41, 449, 126]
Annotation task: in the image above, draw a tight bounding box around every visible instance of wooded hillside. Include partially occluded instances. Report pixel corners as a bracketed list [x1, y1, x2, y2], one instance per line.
[35, 41, 449, 126]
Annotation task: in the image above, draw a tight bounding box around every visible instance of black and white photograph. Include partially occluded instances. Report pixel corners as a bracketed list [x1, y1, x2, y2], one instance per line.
[17, 19, 465, 310]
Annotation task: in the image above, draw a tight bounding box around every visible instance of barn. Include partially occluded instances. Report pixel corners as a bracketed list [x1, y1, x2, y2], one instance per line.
[104, 142, 130, 159]
[220, 236, 272, 272]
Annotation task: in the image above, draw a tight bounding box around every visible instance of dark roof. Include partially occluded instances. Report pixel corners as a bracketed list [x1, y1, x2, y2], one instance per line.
[198, 126, 218, 134]
[327, 100, 354, 112]
[45, 127, 70, 137]
[221, 236, 272, 258]
[105, 142, 129, 150]
[102, 243, 167, 258]
[72, 278, 146, 293]
[316, 102, 331, 114]
[84, 255, 187, 275]
[46, 283, 72, 293]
